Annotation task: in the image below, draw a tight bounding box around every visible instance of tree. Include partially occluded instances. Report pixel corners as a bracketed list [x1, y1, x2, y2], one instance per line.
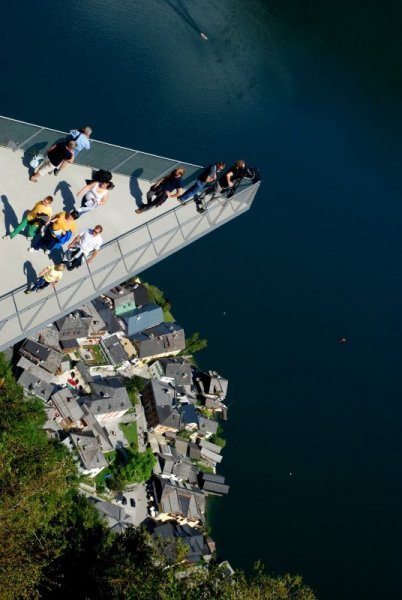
[183, 332, 208, 355]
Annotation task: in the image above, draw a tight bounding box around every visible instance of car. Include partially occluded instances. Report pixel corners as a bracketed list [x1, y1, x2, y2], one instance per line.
[130, 498, 136, 508]
[122, 496, 127, 505]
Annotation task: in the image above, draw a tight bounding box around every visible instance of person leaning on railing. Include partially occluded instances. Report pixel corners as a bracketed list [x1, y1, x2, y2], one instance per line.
[135, 168, 185, 214]
[2, 195, 53, 241]
[62, 225, 103, 271]
[30, 140, 77, 182]
[178, 161, 225, 203]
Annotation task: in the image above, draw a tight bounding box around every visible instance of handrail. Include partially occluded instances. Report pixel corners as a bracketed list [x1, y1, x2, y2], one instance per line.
[0, 180, 260, 326]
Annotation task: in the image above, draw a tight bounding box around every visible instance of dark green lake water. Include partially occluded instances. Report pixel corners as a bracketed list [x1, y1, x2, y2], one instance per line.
[3, 1, 402, 598]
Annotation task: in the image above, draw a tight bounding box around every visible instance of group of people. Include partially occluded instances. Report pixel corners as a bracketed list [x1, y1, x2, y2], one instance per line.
[4, 124, 256, 294]
[135, 159, 254, 214]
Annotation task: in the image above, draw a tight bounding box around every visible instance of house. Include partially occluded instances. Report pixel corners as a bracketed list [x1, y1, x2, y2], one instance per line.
[153, 477, 206, 523]
[131, 323, 185, 360]
[50, 387, 85, 429]
[155, 447, 198, 484]
[101, 334, 130, 367]
[80, 302, 108, 341]
[16, 356, 55, 401]
[200, 473, 230, 496]
[108, 282, 149, 315]
[55, 311, 93, 342]
[175, 437, 189, 457]
[114, 291, 136, 316]
[149, 357, 192, 387]
[92, 297, 125, 335]
[123, 304, 163, 337]
[20, 339, 63, 375]
[66, 431, 107, 477]
[36, 324, 60, 350]
[84, 378, 131, 424]
[141, 380, 181, 434]
[199, 447, 223, 466]
[178, 404, 198, 430]
[194, 370, 228, 400]
[197, 416, 218, 437]
[151, 521, 213, 563]
[199, 439, 222, 455]
[89, 498, 134, 533]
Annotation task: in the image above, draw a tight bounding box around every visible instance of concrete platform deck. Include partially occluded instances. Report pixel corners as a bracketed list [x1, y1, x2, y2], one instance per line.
[0, 120, 259, 350]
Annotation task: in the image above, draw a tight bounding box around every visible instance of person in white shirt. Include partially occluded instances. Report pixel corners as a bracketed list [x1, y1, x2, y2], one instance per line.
[63, 225, 103, 270]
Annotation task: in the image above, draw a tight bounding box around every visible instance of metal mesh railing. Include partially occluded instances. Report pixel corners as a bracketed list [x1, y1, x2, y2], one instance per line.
[0, 115, 202, 184]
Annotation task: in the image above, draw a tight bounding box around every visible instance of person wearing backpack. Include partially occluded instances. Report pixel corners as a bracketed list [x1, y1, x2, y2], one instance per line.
[178, 161, 225, 203]
[135, 168, 185, 214]
[29, 210, 78, 253]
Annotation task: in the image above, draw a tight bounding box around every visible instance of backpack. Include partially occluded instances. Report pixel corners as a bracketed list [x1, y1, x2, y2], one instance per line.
[93, 169, 112, 183]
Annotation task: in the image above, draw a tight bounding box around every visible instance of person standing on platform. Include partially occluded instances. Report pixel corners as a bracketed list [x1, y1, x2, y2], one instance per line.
[3, 195, 53, 241]
[25, 263, 65, 294]
[63, 225, 103, 270]
[76, 181, 114, 217]
[217, 160, 247, 193]
[30, 140, 77, 181]
[178, 161, 225, 204]
[135, 168, 185, 214]
[29, 210, 78, 253]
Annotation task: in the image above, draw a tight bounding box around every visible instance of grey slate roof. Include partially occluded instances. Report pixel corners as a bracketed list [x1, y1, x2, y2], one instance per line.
[92, 297, 124, 334]
[124, 304, 163, 336]
[70, 432, 107, 471]
[201, 473, 226, 484]
[157, 358, 192, 385]
[202, 481, 230, 495]
[142, 380, 181, 430]
[196, 371, 229, 398]
[20, 339, 63, 374]
[197, 416, 219, 436]
[17, 370, 54, 402]
[155, 477, 205, 521]
[85, 378, 131, 415]
[199, 439, 222, 454]
[101, 335, 130, 365]
[51, 387, 83, 422]
[36, 324, 60, 350]
[175, 438, 189, 457]
[55, 311, 92, 340]
[131, 323, 185, 358]
[90, 498, 133, 533]
[80, 302, 107, 335]
[152, 521, 211, 563]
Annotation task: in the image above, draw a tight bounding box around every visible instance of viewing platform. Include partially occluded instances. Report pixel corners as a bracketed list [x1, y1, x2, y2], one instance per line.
[0, 116, 260, 350]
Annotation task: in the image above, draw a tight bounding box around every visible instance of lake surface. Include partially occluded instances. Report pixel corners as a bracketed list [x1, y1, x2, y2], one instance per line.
[3, 1, 402, 598]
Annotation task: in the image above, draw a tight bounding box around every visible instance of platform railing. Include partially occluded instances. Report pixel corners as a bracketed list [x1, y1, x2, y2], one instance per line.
[0, 115, 203, 185]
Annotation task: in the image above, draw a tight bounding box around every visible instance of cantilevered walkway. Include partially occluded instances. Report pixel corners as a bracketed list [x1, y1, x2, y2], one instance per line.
[0, 116, 259, 350]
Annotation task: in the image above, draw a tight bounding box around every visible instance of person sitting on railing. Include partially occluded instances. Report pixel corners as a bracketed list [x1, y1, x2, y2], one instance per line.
[3, 195, 53, 241]
[62, 225, 103, 271]
[178, 161, 225, 206]
[24, 264, 65, 294]
[135, 168, 185, 214]
[30, 140, 77, 182]
[76, 180, 115, 217]
[29, 210, 79, 254]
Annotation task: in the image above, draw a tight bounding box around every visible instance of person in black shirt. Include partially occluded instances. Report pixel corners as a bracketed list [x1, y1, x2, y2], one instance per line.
[30, 140, 77, 182]
[217, 159, 248, 193]
[135, 168, 185, 214]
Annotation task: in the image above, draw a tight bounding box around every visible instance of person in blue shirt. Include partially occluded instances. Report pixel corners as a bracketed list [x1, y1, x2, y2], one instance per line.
[135, 168, 185, 214]
[178, 161, 225, 204]
[54, 126, 92, 175]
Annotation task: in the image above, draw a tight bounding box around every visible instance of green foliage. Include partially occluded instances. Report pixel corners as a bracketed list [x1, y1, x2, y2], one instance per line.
[119, 447, 156, 484]
[183, 331, 208, 355]
[144, 281, 175, 322]
[210, 434, 227, 448]
[119, 421, 138, 449]
[125, 375, 147, 405]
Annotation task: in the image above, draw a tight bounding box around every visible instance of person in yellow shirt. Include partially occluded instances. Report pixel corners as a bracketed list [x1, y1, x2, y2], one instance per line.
[3, 196, 53, 241]
[29, 209, 79, 254]
[25, 263, 65, 294]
